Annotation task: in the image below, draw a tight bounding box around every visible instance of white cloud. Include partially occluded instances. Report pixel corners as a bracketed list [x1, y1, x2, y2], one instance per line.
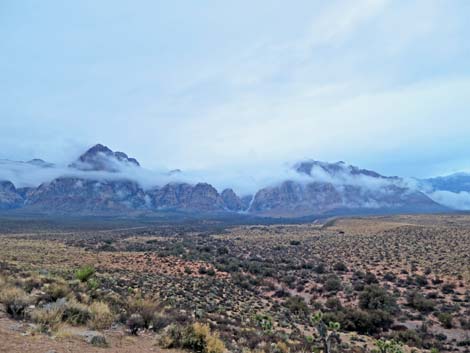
[427, 190, 470, 210]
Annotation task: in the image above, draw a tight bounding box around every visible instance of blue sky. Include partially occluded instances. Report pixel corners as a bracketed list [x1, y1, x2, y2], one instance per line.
[1, 0, 470, 178]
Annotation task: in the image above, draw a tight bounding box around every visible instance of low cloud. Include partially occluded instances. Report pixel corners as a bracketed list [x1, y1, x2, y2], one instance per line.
[0, 155, 412, 199]
[427, 190, 470, 210]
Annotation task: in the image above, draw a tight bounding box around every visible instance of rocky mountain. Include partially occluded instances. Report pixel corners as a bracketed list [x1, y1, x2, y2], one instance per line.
[147, 183, 226, 211]
[25, 177, 148, 213]
[69, 144, 140, 172]
[0, 145, 451, 217]
[249, 160, 443, 217]
[0, 181, 24, 210]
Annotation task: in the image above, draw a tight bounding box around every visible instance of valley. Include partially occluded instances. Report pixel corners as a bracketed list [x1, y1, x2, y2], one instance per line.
[0, 215, 469, 352]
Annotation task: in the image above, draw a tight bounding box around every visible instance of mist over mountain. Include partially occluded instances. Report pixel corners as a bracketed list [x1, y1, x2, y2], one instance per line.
[0, 143, 462, 217]
[417, 173, 470, 210]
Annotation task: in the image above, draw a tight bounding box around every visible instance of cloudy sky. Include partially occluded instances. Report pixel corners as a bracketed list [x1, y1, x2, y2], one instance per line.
[1, 0, 470, 178]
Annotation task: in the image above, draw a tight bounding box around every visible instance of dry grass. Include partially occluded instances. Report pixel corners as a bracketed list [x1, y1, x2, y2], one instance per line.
[30, 305, 64, 332]
[89, 301, 114, 330]
[0, 286, 31, 319]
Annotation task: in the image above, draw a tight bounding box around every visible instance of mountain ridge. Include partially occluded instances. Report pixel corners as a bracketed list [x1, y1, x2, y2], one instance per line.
[0, 144, 451, 217]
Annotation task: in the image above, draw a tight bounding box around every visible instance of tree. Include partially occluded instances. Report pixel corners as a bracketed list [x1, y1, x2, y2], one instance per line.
[311, 312, 341, 353]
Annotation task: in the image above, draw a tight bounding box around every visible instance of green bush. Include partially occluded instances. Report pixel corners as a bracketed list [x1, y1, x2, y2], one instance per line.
[324, 275, 343, 292]
[437, 313, 453, 329]
[359, 285, 398, 314]
[75, 265, 95, 282]
[406, 291, 435, 313]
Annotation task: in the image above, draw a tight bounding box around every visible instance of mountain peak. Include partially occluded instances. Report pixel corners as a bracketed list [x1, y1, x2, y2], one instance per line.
[294, 159, 390, 179]
[70, 144, 140, 172]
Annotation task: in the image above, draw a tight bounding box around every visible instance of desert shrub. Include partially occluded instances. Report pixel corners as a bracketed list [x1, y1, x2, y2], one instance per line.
[151, 313, 172, 332]
[383, 272, 396, 282]
[353, 281, 365, 292]
[406, 291, 435, 313]
[414, 275, 428, 287]
[359, 285, 398, 314]
[254, 313, 273, 333]
[0, 286, 31, 319]
[30, 305, 64, 332]
[274, 341, 290, 353]
[325, 297, 343, 311]
[324, 308, 393, 334]
[285, 296, 309, 316]
[441, 283, 455, 294]
[437, 313, 453, 329]
[314, 263, 326, 274]
[333, 262, 348, 272]
[324, 275, 343, 292]
[43, 281, 70, 302]
[199, 267, 208, 275]
[63, 299, 90, 325]
[75, 265, 95, 282]
[127, 313, 145, 335]
[157, 324, 185, 348]
[375, 338, 404, 353]
[364, 272, 379, 284]
[87, 278, 100, 291]
[128, 297, 159, 328]
[158, 322, 225, 353]
[89, 301, 114, 330]
[390, 329, 423, 348]
[22, 274, 45, 292]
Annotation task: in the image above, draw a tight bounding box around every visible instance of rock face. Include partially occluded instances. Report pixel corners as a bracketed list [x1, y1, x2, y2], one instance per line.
[221, 188, 246, 211]
[70, 144, 140, 172]
[0, 181, 24, 209]
[250, 161, 443, 217]
[25, 177, 147, 213]
[148, 183, 226, 211]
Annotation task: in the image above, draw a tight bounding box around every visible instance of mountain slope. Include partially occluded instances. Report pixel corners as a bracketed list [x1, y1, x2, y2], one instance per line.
[249, 160, 443, 217]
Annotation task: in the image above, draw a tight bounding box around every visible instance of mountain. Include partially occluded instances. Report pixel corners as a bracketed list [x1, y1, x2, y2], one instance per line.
[0, 181, 24, 210]
[421, 173, 470, 193]
[26, 159, 54, 168]
[69, 144, 140, 172]
[25, 177, 148, 213]
[249, 160, 443, 217]
[147, 183, 226, 212]
[0, 145, 451, 217]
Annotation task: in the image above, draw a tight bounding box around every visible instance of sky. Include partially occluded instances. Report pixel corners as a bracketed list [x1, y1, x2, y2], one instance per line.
[1, 0, 470, 179]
